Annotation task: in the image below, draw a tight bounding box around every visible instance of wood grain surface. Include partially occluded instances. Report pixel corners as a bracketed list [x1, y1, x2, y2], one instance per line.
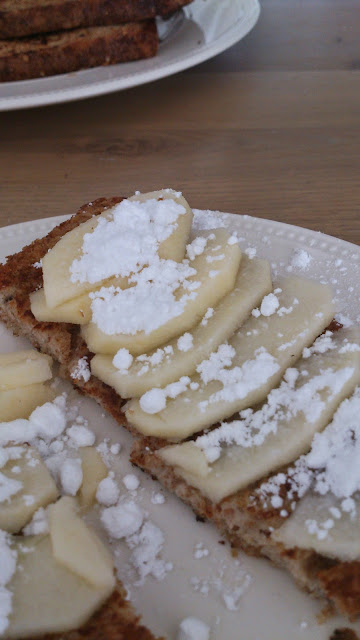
[0, 0, 359, 245]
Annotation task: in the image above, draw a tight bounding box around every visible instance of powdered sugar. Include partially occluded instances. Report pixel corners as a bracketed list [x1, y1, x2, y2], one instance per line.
[289, 248, 312, 271]
[123, 474, 140, 491]
[90, 259, 196, 336]
[186, 236, 208, 261]
[96, 476, 120, 506]
[101, 500, 143, 538]
[177, 333, 194, 352]
[139, 376, 191, 414]
[200, 307, 214, 326]
[306, 387, 360, 498]
[195, 357, 355, 463]
[252, 291, 280, 318]
[113, 349, 133, 371]
[71, 356, 91, 383]
[0, 530, 17, 634]
[127, 521, 173, 586]
[176, 617, 210, 640]
[67, 424, 95, 448]
[60, 457, 82, 496]
[198, 346, 279, 409]
[70, 197, 186, 285]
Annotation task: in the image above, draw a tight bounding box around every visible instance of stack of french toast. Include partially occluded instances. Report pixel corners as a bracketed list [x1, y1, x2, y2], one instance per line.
[0, 0, 192, 81]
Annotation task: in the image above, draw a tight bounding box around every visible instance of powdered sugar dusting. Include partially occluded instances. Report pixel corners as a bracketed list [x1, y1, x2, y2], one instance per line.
[71, 357, 91, 383]
[70, 197, 186, 284]
[0, 530, 17, 634]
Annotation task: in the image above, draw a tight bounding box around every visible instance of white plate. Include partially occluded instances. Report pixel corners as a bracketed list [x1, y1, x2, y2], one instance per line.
[0, 0, 260, 112]
[1, 212, 359, 640]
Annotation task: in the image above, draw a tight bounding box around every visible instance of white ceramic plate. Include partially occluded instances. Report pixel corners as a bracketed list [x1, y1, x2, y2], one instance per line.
[1, 212, 359, 640]
[0, 0, 260, 112]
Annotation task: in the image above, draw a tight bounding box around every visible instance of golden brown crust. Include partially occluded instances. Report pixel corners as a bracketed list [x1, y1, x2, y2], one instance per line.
[0, 22, 158, 82]
[0, 0, 193, 39]
[155, 0, 193, 17]
[0, 0, 157, 39]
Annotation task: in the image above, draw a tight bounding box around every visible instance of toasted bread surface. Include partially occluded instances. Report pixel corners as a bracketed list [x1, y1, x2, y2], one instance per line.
[0, 0, 157, 39]
[0, 0, 192, 39]
[0, 21, 158, 82]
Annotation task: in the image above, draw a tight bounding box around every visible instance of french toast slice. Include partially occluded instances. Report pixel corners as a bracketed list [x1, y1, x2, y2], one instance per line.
[0, 195, 359, 628]
[0, 0, 192, 39]
[0, 21, 158, 82]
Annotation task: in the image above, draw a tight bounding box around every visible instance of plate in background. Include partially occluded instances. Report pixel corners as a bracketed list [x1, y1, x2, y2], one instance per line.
[0, 0, 260, 111]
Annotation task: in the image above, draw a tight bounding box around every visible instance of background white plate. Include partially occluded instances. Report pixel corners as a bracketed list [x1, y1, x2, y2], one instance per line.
[1, 211, 359, 640]
[0, 0, 260, 111]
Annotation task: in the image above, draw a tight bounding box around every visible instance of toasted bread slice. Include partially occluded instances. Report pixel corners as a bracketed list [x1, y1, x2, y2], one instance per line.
[0, 0, 156, 39]
[0, 21, 158, 82]
[0, 197, 358, 625]
[0, 0, 192, 39]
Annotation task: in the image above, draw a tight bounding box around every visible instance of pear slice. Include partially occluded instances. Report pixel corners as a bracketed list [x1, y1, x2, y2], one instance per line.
[126, 276, 335, 439]
[0, 446, 58, 533]
[42, 212, 115, 309]
[0, 350, 52, 391]
[272, 492, 360, 562]
[129, 189, 193, 262]
[0, 383, 54, 422]
[81, 229, 242, 355]
[78, 447, 108, 511]
[7, 535, 114, 638]
[91, 256, 272, 397]
[30, 288, 92, 325]
[159, 328, 360, 502]
[42, 190, 193, 310]
[49, 496, 114, 590]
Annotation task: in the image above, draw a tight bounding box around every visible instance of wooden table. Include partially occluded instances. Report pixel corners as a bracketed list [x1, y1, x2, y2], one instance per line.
[0, 0, 359, 244]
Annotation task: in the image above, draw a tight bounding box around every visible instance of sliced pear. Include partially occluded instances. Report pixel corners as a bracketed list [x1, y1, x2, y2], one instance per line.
[91, 256, 272, 397]
[126, 276, 335, 439]
[49, 496, 114, 590]
[0, 350, 52, 391]
[78, 447, 108, 511]
[82, 229, 242, 355]
[42, 190, 193, 310]
[30, 288, 92, 325]
[129, 189, 193, 262]
[159, 328, 360, 502]
[272, 492, 360, 562]
[42, 213, 113, 309]
[7, 535, 114, 638]
[0, 446, 58, 533]
[0, 383, 54, 422]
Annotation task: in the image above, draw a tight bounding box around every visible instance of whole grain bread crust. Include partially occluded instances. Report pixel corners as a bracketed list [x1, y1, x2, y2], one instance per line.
[0, 0, 192, 39]
[0, 21, 158, 82]
[0, 0, 157, 39]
